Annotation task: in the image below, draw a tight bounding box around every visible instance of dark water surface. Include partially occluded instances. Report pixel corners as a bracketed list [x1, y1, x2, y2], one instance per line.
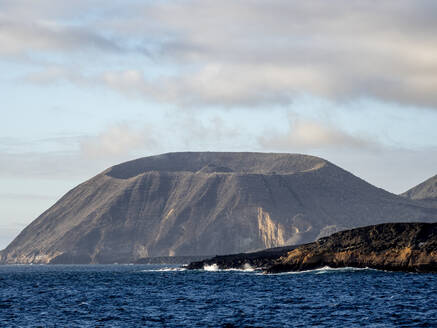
[0, 265, 436, 327]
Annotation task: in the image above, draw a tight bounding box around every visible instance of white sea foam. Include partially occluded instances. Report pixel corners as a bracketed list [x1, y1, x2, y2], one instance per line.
[141, 267, 187, 272]
[313, 266, 376, 274]
[203, 263, 219, 271]
[242, 263, 255, 272]
[202, 263, 258, 272]
[264, 266, 377, 275]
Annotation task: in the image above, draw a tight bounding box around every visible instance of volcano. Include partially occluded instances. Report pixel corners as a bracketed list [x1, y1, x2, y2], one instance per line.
[1, 152, 436, 264]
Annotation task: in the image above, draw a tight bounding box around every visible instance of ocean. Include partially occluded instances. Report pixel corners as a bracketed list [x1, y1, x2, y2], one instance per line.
[0, 265, 436, 327]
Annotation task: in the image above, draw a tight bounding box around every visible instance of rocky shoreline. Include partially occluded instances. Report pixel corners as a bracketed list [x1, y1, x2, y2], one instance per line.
[188, 223, 437, 273]
[186, 245, 300, 270]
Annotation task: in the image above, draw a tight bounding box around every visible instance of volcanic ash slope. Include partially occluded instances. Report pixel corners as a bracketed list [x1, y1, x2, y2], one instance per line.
[1, 152, 437, 264]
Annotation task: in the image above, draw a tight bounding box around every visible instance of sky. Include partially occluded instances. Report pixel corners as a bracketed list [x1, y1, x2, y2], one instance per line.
[1, 0, 437, 249]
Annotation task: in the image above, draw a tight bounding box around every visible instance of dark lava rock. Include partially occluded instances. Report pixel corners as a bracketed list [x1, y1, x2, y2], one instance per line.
[266, 222, 437, 273]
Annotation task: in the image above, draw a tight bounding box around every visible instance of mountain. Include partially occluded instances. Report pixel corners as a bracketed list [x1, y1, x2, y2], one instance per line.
[402, 175, 437, 205]
[1, 152, 437, 264]
[187, 223, 437, 273]
[266, 222, 437, 273]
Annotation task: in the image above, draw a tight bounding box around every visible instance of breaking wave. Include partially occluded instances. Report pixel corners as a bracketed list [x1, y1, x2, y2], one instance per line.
[269, 266, 377, 275]
[202, 263, 256, 272]
[203, 264, 219, 271]
[141, 267, 187, 272]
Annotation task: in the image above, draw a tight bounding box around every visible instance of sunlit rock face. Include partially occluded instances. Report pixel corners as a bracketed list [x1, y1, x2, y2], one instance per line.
[1, 152, 437, 264]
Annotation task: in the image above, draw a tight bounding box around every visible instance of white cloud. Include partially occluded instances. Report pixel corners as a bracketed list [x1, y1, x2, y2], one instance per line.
[259, 117, 373, 151]
[0, 19, 120, 57]
[4, 0, 437, 109]
[80, 123, 156, 160]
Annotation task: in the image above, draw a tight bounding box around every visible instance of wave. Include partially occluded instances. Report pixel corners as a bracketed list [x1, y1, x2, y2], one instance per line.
[202, 263, 257, 272]
[267, 266, 377, 275]
[142, 265, 379, 274]
[140, 267, 187, 272]
[203, 264, 219, 271]
[313, 266, 375, 274]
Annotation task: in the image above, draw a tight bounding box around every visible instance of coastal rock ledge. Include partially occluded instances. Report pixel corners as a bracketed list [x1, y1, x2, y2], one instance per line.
[188, 223, 437, 273]
[267, 222, 437, 273]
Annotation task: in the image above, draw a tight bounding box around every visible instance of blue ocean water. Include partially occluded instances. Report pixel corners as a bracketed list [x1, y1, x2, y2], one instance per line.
[0, 265, 436, 327]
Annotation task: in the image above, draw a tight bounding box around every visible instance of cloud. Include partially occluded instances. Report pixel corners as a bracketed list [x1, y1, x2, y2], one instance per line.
[166, 113, 247, 150]
[99, 65, 325, 107]
[0, 19, 121, 57]
[79, 123, 156, 160]
[9, 0, 437, 108]
[259, 117, 374, 151]
[106, 0, 437, 108]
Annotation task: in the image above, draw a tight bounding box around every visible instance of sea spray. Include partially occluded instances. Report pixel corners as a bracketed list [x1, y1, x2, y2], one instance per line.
[203, 263, 219, 271]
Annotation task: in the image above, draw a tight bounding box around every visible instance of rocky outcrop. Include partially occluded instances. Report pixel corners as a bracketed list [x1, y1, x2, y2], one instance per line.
[1, 152, 437, 264]
[267, 223, 437, 273]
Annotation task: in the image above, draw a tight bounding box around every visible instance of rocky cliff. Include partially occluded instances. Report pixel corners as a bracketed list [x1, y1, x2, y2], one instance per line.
[1, 152, 437, 264]
[187, 223, 437, 273]
[267, 222, 437, 273]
